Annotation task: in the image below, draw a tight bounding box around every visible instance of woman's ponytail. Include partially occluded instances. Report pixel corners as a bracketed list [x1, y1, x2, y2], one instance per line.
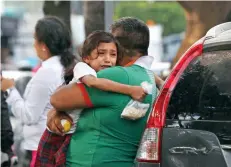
[60, 48, 77, 84]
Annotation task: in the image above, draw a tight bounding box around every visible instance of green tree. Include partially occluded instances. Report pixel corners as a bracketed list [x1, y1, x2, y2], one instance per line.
[114, 1, 186, 36]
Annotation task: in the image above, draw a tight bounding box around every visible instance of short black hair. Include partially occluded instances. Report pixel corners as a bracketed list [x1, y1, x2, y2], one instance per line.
[110, 17, 149, 56]
[81, 30, 122, 63]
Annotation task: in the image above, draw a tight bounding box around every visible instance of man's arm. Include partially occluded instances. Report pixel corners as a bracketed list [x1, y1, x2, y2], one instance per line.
[50, 83, 91, 111]
[154, 74, 164, 90]
[81, 75, 146, 101]
[51, 67, 129, 111]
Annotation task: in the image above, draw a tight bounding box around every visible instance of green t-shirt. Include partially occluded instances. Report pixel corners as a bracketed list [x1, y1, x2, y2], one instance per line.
[66, 65, 157, 167]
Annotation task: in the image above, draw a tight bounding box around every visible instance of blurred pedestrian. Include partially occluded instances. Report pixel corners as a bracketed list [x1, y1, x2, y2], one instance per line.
[1, 16, 76, 167]
[1, 73, 18, 167]
[1, 14, 19, 64]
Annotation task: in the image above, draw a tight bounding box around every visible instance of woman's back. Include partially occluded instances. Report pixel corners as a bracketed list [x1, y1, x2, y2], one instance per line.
[20, 56, 63, 150]
[66, 65, 157, 167]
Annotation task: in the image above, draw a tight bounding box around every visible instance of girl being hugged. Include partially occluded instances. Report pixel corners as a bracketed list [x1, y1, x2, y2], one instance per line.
[36, 30, 146, 166]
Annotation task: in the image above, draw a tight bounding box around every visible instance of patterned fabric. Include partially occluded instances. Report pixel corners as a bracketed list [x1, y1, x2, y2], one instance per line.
[35, 129, 71, 167]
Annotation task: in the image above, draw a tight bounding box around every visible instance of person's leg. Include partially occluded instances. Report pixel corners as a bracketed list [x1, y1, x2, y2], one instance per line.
[22, 150, 37, 167]
[30, 151, 37, 167]
[1, 91, 18, 166]
[23, 150, 32, 167]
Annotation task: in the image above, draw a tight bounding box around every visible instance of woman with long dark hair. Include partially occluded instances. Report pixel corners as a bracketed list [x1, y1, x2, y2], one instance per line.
[1, 16, 76, 167]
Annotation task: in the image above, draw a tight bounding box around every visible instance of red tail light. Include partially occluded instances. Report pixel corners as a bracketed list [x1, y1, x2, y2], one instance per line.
[136, 38, 204, 163]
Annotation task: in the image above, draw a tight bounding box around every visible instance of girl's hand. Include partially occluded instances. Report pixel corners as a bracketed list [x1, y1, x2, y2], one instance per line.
[129, 86, 146, 102]
[1, 77, 15, 91]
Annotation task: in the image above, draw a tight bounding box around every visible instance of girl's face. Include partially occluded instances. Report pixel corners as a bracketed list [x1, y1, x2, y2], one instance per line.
[83, 42, 117, 72]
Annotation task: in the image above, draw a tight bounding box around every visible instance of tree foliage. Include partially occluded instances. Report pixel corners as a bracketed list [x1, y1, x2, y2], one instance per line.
[114, 1, 186, 36]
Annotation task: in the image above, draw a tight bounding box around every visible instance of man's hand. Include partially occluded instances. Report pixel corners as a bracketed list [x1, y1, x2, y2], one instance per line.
[47, 109, 73, 136]
[1, 77, 15, 91]
[154, 74, 164, 90]
[129, 86, 146, 102]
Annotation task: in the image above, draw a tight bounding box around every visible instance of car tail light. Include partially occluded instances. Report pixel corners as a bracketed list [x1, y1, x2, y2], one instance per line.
[136, 128, 161, 162]
[136, 38, 204, 163]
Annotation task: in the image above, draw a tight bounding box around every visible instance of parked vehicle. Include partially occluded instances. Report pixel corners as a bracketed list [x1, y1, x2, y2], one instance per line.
[135, 22, 231, 167]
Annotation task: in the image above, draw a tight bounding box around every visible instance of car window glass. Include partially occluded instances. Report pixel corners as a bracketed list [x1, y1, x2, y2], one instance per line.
[167, 50, 231, 121]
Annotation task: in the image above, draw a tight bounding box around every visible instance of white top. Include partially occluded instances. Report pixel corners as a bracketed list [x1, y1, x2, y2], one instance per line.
[6, 56, 64, 150]
[65, 62, 96, 134]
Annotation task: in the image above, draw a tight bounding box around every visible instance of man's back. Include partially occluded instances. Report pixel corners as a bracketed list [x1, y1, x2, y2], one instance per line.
[66, 65, 157, 167]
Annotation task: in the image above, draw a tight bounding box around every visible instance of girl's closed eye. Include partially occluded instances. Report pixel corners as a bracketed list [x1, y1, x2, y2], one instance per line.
[110, 53, 117, 57]
[110, 50, 117, 56]
[98, 51, 106, 56]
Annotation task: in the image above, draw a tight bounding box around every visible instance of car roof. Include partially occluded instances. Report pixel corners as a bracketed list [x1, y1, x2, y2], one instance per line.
[204, 22, 231, 48]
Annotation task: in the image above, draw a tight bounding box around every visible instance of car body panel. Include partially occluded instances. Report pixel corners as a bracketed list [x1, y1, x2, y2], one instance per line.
[161, 128, 228, 167]
[134, 162, 160, 167]
[166, 120, 231, 145]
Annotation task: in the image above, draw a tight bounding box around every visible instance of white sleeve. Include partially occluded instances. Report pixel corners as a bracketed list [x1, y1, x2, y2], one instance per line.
[73, 62, 97, 81]
[6, 68, 56, 125]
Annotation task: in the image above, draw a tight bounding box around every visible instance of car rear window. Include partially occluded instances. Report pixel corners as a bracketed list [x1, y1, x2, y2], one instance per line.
[167, 50, 231, 120]
[166, 50, 231, 144]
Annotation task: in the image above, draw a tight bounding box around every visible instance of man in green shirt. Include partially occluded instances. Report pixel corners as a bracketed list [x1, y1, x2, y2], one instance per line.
[48, 17, 159, 167]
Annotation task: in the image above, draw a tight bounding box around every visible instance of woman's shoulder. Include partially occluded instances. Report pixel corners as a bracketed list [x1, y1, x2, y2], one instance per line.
[32, 65, 63, 84]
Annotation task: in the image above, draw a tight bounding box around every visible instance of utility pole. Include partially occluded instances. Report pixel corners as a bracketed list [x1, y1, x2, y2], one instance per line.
[104, 1, 114, 32]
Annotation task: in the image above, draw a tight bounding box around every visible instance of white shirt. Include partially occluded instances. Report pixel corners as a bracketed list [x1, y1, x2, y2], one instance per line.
[63, 62, 96, 134]
[134, 55, 154, 70]
[6, 56, 64, 150]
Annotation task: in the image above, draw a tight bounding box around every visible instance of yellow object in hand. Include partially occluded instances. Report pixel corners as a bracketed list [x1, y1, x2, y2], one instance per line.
[61, 119, 71, 132]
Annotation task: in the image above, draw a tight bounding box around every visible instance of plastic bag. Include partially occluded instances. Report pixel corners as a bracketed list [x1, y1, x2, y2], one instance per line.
[121, 81, 153, 120]
[121, 100, 150, 120]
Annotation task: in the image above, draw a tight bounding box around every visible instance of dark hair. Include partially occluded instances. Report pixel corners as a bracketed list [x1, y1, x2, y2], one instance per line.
[80, 30, 122, 63]
[110, 17, 149, 56]
[35, 16, 76, 84]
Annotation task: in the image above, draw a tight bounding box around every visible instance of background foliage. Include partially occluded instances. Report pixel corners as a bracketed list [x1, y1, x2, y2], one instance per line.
[114, 1, 186, 36]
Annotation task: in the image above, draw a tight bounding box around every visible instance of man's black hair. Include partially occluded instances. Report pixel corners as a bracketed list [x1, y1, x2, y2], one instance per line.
[110, 17, 149, 56]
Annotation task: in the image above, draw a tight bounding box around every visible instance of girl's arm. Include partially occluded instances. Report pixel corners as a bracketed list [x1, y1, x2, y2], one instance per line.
[81, 75, 146, 101]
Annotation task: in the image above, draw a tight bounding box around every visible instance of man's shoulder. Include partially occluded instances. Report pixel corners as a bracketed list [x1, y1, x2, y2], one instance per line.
[97, 66, 128, 79]
[98, 66, 125, 73]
